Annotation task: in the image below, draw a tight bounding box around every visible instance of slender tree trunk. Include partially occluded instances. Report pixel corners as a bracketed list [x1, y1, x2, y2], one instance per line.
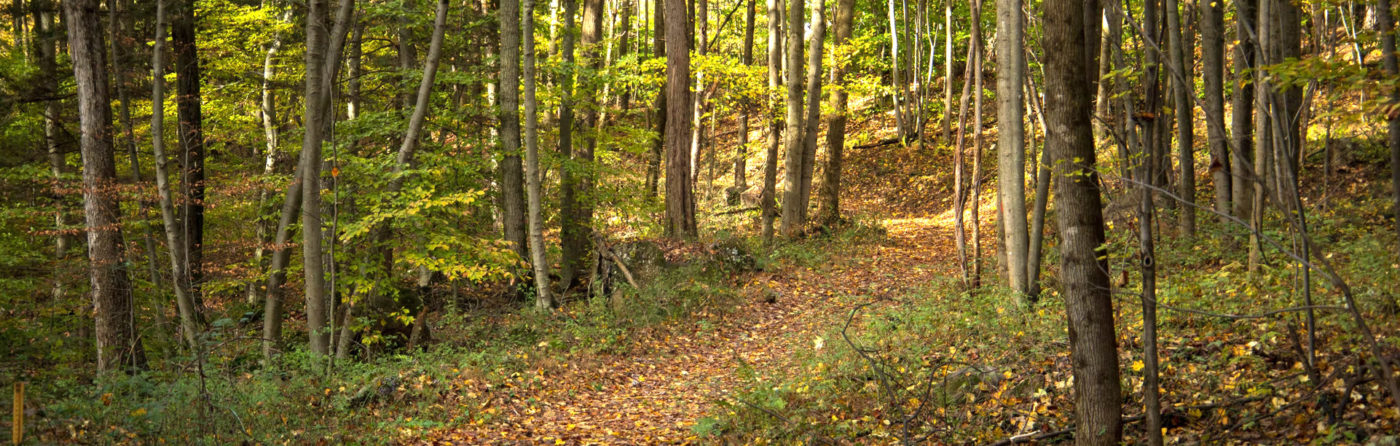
[970, 0, 984, 288]
[817, 0, 853, 225]
[299, 0, 355, 356]
[66, 0, 147, 373]
[524, 0, 553, 309]
[36, 0, 69, 302]
[251, 5, 292, 305]
[1201, 0, 1230, 221]
[648, 0, 666, 197]
[108, 0, 164, 318]
[761, 0, 782, 244]
[1249, 0, 1272, 274]
[734, 0, 756, 195]
[1025, 69, 1051, 301]
[558, 0, 582, 287]
[779, 0, 806, 236]
[1167, 0, 1195, 235]
[1044, 0, 1120, 442]
[942, 3, 953, 142]
[1232, 0, 1256, 218]
[501, 0, 530, 262]
[953, 35, 975, 285]
[796, 0, 825, 220]
[996, 0, 1028, 298]
[886, 0, 906, 137]
[1383, 0, 1400, 261]
[172, 0, 206, 302]
[690, 0, 707, 188]
[150, 0, 201, 349]
[664, 0, 697, 238]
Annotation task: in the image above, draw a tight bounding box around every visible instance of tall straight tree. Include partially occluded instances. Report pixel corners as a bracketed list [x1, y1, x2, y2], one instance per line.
[1166, 0, 1194, 235]
[1383, 0, 1400, 260]
[501, 0, 530, 261]
[778, 0, 806, 236]
[760, 0, 782, 243]
[150, 0, 202, 350]
[298, 0, 355, 356]
[648, 0, 666, 196]
[795, 0, 826, 218]
[663, 0, 697, 238]
[817, 0, 854, 225]
[568, 0, 604, 288]
[1232, 0, 1255, 218]
[996, 0, 1028, 298]
[734, 0, 756, 196]
[1200, 0, 1230, 221]
[524, 0, 553, 309]
[65, 0, 147, 373]
[1043, 0, 1121, 443]
[557, 0, 581, 286]
[172, 0, 206, 299]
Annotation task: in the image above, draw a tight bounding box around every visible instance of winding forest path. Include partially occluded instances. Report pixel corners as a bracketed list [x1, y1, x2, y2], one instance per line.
[425, 214, 959, 444]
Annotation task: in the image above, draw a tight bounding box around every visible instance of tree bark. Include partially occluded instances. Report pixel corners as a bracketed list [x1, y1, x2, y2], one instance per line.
[796, 0, 825, 221]
[1232, 0, 1255, 219]
[1383, 0, 1400, 261]
[817, 0, 853, 226]
[66, 0, 147, 373]
[1167, 0, 1195, 236]
[760, 0, 782, 244]
[779, 0, 806, 236]
[664, 0, 697, 238]
[36, 0, 70, 302]
[558, 0, 582, 287]
[501, 0, 530, 261]
[735, 0, 756, 194]
[648, 0, 666, 198]
[524, 0, 553, 309]
[172, 0, 206, 302]
[1201, 0, 1230, 221]
[150, 0, 202, 350]
[1043, 0, 1121, 442]
[1249, 0, 1272, 274]
[996, 0, 1028, 298]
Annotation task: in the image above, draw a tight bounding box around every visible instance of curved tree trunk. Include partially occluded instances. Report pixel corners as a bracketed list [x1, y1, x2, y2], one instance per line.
[524, 0, 553, 309]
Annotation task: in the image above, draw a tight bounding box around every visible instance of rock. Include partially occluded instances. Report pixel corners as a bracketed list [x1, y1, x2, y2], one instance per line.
[708, 238, 759, 273]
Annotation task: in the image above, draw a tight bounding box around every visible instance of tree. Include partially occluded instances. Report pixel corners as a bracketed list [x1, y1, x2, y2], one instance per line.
[1043, 0, 1121, 443]
[1384, 0, 1400, 261]
[760, 0, 782, 243]
[1201, 0, 1230, 222]
[173, 0, 207, 301]
[663, 0, 697, 238]
[778, 0, 807, 237]
[524, 0, 553, 309]
[65, 0, 147, 373]
[996, 0, 1028, 297]
[1167, 0, 1194, 236]
[734, 0, 756, 198]
[817, 0, 854, 225]
[1232, 0, 1255, 219]
[150, 0, 203, 350]
[795, 0, 826, 221]
[501, 0, 531, 263]
[558, 0, 582, 287]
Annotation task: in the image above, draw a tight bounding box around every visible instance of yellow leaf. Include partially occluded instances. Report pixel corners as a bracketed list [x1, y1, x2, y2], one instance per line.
[1132, 360, 1145, 372]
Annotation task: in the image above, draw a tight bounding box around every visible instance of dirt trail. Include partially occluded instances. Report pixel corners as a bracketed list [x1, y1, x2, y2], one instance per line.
[427, 216, 958, 444]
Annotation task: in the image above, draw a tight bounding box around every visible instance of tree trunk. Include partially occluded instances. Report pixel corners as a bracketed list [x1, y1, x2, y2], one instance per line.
[501, 0, 530, 262]
[251, 5, 293, 305]
[760, 0, 782, 244]
[817, 0, 853, 226]
[66, 0, 147, 373]
[524, 0, 553, 309]
[1383, 0, 1400, 261]
[971, 0, 984, 288]
[942, 3, 953, 142]
[150, 0, 202, 349]
[735, 0, 756, 194]
[664, 0, 697, 238]
[1201, 0, 1230, 222]
[1025, 69, 1051, 301]
[36, 0, 70, 302]
[1167, 0, 1195, 235]
[886, 0, 906, 137]
[996, 0, 1028, 298]
[1232, 0, 1255, 219]
[1044, 0, 1121, 442]
[778, 0, 806, 236]
[173, 0, 206, 302]
[1249, 0, 1272, 274]
[648, 0, 666, 198]
[796, 0, 825, 221]
[558, 0, 582, 287]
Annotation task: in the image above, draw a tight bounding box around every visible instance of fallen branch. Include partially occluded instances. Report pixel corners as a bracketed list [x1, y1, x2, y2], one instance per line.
[986, 395, 1268, 446]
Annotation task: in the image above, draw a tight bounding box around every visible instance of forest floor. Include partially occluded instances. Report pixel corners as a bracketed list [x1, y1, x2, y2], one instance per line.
[424, 212, 958, 444]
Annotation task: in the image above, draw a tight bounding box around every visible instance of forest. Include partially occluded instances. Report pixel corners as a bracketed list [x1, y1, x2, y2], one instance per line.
[2, 0, 1400, 443]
